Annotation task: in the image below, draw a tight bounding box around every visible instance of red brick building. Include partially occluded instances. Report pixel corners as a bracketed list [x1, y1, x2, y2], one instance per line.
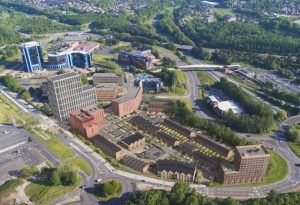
[112, 86, 142, 117]
[69, 106, 106, 139]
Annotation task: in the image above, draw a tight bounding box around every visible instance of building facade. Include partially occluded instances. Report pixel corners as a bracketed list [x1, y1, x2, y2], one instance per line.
[93, 73, 123, 86]
[69, 106, 106, 139]
[92, 135, 124, 160]
[121, 156, 149, 173]
[111, 86, 142, 117]
[20, 41, 44, 72]
[118, 50, 152, 69]
[221, 145, 270, 184]
[148, 99, 172, 113]
[95, 83, 119, 101]
[157, 160, 197, 182]
[47, 72, 97, 121]
[118, 133, 145, 151]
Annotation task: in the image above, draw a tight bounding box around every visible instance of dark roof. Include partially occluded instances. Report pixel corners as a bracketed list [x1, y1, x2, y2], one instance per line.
[157, 160, 196, 175]
[192, 150, 220, 169]
[195, 135, 232, 157]
[93, 135, 121, 153]
[178, 141, 197, 154]
[130, 116, 160, 133]
[121, 133, 144, 145]
[163, 119, 193, 137]
[122, 156, 148, 169]
[156, 131, 179, 146]
[48, 72, 78, 82]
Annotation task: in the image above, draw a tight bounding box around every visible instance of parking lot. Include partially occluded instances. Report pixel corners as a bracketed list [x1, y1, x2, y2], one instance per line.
[0, 146, 45, 185]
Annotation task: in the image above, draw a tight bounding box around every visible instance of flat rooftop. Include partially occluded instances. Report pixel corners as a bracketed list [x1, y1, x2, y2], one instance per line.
[0, 125, 30, 152]
[217, 101, 243, 114]
[82, 85, 94, 92]
[93, 73, 120, 77]
[82, 105, 98, 114]
[20, 41, 39, 47]
[48, 72, 79, 82]
[113, 86, 140, 103]
[236, 145, 269, 157]
[95, 83, 118, 91]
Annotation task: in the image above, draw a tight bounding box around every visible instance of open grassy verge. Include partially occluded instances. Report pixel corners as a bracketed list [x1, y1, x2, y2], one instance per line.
[62, 157, 92, 176]
[152, 46, 179, 61]
[211, 150, 288, 187]
[29, 130, 75, 160]
[25, 174, 81, 204]
[0, 179, 23, 197]
[197, 71, 216, 86]
[92, 54, 122, 74]
[288, 141, 300, 158]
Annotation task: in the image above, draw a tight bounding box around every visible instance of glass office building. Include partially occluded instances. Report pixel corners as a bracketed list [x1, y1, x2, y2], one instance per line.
[20, 41, 44, 72]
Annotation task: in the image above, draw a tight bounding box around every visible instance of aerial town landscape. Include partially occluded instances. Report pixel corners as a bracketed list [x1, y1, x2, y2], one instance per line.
[0, 0, 300, 205]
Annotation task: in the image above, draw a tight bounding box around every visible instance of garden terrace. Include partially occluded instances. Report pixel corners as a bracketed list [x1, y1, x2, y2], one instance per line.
[130, 116, 160, 135]
[156, 131, 180, 147]
[195, 135, 234, 159]
[163, 119, 195, 138]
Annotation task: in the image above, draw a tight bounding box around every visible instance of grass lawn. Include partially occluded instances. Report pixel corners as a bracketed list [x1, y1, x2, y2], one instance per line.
[62, 157, 92, 176]
[213, 8, 234, 16]
[197, 71, 216, 86]
[92, 54, 122, 74]
[288, 141, 300, 158]
[30, 131, 75, 160]
[25, 175, 82, 204]
[152, 46, 180, 61]
[0, 179, 23, 197]
[212, 150, 288, 188]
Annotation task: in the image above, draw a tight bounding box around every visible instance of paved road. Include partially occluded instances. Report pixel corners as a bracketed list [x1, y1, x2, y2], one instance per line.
[2, 78, 300, 202]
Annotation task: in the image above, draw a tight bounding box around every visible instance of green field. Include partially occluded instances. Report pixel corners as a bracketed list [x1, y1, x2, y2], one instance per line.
[62, 157, 92, 176]
[288, 141, 300, 158]
[30, 131, 75, 160]
[0, 179, 23, 197]
[152, 46, 180, 61]
[25, 175, 81, 204]
[197, 71, 216, 86]
[212, 150, 288, 187]
[92, 54, 122, 74]
[213, 8, 234, 16]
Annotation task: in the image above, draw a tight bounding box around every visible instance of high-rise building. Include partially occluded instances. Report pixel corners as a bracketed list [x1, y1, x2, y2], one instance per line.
[221, 144, 270, 184]
[47, 72, 97, 121]
[20, 41, 44, 72]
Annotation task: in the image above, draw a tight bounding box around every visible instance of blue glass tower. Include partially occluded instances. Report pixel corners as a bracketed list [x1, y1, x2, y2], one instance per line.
[20, 42, 44, 72]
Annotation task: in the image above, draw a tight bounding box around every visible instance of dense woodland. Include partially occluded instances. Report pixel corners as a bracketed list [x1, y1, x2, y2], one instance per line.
[215, 78, 274, 133]
[171, 100, 253, 147]
[125, 182, 300, 205]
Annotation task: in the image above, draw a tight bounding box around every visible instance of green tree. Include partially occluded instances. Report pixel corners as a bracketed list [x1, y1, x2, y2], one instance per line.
[20, 166, 38, 178]
[22, 90, 31, 102]
[80, 74, 89, 85]
[276, 110, 287, 122]
[50, 170, 61, 186]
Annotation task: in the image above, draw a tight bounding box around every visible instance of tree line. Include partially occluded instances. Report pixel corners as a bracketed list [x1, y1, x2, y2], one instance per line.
[215, 78, 274, 133]
[125, 181, 300, 205]
[170, 100, 254, 147]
